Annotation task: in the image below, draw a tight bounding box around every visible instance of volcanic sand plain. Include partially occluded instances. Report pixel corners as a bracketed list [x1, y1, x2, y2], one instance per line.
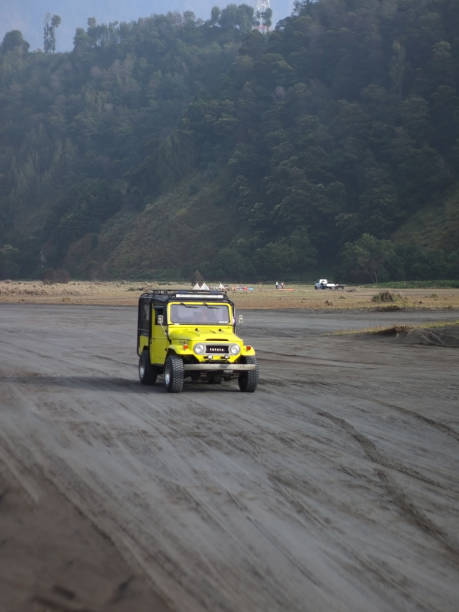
[0, 283, 458, 611]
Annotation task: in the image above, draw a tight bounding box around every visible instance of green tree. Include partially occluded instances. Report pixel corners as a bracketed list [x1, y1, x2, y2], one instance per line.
[210, 6, 221, 25]
[43, 14, 61, 53]
[340, 234, 398, 283]
[219, 4, 254, 33]
[1, 31, 29, 54]
[262, 8, 273, 31]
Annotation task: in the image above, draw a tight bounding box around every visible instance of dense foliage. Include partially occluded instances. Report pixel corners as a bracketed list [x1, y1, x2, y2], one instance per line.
[1, 0, 458, 282]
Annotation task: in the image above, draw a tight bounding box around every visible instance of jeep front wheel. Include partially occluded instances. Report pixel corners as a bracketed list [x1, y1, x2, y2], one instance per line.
[238, 356, 258, 392]
[164, 354, 184, 393]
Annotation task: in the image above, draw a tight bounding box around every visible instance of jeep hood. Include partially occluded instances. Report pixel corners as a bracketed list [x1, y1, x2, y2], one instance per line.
[168, 326, 242, 344]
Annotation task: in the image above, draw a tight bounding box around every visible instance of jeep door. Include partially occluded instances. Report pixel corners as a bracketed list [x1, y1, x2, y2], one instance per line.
[150, 306, 168, 365]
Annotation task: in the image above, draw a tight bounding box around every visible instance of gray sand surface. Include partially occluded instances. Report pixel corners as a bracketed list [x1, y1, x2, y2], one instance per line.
[1, 305, 458, 611]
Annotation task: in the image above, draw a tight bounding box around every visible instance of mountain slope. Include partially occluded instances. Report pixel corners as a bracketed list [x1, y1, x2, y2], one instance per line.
[0, 0, 458, 282]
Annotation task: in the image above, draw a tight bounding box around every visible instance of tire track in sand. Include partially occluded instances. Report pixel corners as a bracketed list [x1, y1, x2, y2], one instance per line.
[318, 411, 459, 564]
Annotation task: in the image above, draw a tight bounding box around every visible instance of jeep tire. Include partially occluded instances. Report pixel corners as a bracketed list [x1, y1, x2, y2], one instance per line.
[139, 350, 157, 385]
[238, 356, 258, 392]
[164, 354, 184, 393]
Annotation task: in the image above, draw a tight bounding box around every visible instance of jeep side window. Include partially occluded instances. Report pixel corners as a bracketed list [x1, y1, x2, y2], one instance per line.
[155, 307, 164, 324]
[139, 301, 150, 335]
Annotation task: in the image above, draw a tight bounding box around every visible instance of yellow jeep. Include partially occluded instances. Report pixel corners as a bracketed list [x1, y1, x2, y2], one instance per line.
[137, 289, 258, 393]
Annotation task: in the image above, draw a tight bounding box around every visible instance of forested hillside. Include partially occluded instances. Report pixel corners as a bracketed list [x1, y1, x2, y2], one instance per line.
[1, 0, 458, 282]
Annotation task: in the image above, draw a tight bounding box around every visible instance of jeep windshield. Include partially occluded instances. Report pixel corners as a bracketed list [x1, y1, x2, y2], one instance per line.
[170, 303, 230, 325]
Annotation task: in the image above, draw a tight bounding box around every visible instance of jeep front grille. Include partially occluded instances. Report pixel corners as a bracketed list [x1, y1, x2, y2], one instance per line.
[206, 345, 228, 354]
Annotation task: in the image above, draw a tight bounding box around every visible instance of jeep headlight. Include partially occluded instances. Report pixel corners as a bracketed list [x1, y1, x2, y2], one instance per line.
[229, 343, 241, 356]
[193, 343, 206, 355]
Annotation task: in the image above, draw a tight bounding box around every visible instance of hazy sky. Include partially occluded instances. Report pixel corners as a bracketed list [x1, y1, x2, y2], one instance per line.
[1, 1, 294, 51]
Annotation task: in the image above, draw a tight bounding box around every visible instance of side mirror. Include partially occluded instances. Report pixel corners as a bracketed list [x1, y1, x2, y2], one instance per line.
[157, 314, 164, 326]
[237, 314, 244, 325]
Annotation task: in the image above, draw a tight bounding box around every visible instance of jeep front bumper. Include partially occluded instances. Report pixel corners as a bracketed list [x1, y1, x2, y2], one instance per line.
[183, 363, 256, 372]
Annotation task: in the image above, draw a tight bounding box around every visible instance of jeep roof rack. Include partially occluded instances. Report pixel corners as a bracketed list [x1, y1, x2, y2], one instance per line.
[139, 289, 228, 302]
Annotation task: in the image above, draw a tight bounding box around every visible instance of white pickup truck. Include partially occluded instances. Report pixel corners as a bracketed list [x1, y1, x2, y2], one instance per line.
[314, 278, 344, 290]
